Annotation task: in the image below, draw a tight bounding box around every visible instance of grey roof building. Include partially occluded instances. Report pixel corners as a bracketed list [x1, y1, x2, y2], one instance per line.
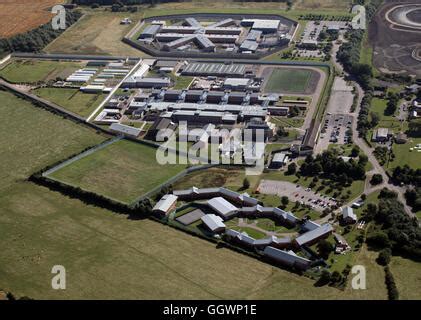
[201, 214, 226, 233]
[301, 220, 321, 232]
[207, 197, 238, 219]
[152, 194, 178, 216]
[294, 224, 333, 247]
[263, 246, 311, 270]
[109, 123, 142, 137]
[342, 206, 357, 224]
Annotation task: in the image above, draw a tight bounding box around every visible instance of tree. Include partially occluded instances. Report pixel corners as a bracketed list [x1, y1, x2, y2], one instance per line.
[286, 162, 297, 175]
[370, 112, 380, 128]
[242, 178, 250, 190]
[351, 146, 360, 157]
[281, 196, 289, 208]
[276, 127, 288, 138]
[370, 174, 383, 185]
[317, 239, 334, 259]
[377, 248, 392, 266]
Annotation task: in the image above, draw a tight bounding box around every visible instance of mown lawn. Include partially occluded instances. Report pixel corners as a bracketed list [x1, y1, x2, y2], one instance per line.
[49, 140, 187, 204]
[33, 87, 106, 118]
[0, 59, 83, 84]
[390, 256, 421, 300]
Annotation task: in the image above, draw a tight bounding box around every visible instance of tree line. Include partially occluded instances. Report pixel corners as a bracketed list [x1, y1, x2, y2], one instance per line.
[0, 10, 82, 55]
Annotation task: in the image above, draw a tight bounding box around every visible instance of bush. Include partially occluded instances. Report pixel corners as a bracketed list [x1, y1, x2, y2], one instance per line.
[377, 248, 392, 266]
[370, 174, 383, 185]
[385, 266, 399, 300]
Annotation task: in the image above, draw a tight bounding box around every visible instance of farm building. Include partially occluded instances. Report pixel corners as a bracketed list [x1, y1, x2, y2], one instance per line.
[182, 63, 247, 77]
[153, 194, 178, 216]
[270, 152, 289, 168]
[372, 128, 391, 142]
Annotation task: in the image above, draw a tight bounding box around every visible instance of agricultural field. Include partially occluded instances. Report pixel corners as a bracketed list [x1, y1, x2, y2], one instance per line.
[32, 87, 106, 118]
[0, 0, 62, 38]
[48, 140, 187, 204]
[0, 59, 83, 84]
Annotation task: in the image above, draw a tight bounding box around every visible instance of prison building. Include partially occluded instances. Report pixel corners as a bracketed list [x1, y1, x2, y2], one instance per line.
[181, 63, 247, 77]
[301, 220, 321, 233]
[207, 197, 238, 220]
[342, 206, 357, 224]
[195, 35, 216, 52]
[263, 247, 311, 270]
[152, 194, 178, 217]
[184, 17, 201, 27]
[204, 27, 242, 35]
[204, 91, 223, 104]
[163, 35, 196, 50]
[109, 123, 142, 138]
[223, 78, 251, 91]
[201, 214, 226, 233]
[139, 24, 161, 39]
[268, 106, 289, 116]
[294, 224, 333, 247]
[145, 118, 177, 141]
[173, 187, 259, 207]
[163, 90, 183, 102]
[241, 19, 280, 34]
[246, 30, 262, 42]
[239, 40, 258, 53]
[227, 92, 247, 104]
[254, 236, 292, 249]
[241, 109, 267, 122]
[124, 77, 171, 89]
[208, 18, 235, 28]
[185, 90, 205, 103]
[300, 119, 321, 154]
[161, 25, 198, 34]
[224, 229, 256, 247]
[238, 205, 297, 226]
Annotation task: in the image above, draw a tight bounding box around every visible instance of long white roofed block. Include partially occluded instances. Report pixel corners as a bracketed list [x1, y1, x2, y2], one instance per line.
[201, 214, 226, 233]
[207, 197, 238, 219]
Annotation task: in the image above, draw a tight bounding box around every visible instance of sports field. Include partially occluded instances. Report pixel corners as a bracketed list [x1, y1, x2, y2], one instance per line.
[0, 60, 83, 84]
[48, 140, 187, 204]
[32, 87, 106, 118]
[264, 68, 314, 94]
[0, 89, 394, 299]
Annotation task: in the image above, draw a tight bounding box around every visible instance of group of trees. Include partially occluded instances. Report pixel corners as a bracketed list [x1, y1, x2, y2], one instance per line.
[392, 165, 421, 212]
[366, 190, 421, 262]
[356, 92, 374, 137]
[0, 10, 82, 55]
[385, 92, 399, 116]
[299, 150, 367, 184]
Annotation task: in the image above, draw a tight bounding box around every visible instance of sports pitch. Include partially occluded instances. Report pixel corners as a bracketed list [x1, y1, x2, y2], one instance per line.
[264, 68, 314, 94]
[48, 140, 187, 204]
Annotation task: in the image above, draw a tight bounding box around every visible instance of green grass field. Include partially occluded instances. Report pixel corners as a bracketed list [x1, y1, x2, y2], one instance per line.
[390, 256, 421, 300]
[0, 60, 83, 84]
[33, 87, 106, 118]
[265, 68, 313, 94]
[48, 140, 187, 204]
[0, 89, 397, 300]
[387, 137, 421, 171]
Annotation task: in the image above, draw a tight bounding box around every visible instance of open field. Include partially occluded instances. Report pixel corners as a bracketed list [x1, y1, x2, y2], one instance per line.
[0, 60, 83, 84]
[0, 90, 107, 193]
[293, 0, 351, 11]
[387, 137, 421, 171]
[32, 87, 106, 118]
[0, 89, 393, 300]
[0, 0, 62, 38]
[390, 256, 421, 300]
[49, 140, 187, 204]
[45, 11, 146, 57]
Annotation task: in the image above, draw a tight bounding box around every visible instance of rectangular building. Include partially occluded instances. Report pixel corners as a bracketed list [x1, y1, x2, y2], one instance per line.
[152, 194, 178, 216]
[201, 214, 226, 233]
